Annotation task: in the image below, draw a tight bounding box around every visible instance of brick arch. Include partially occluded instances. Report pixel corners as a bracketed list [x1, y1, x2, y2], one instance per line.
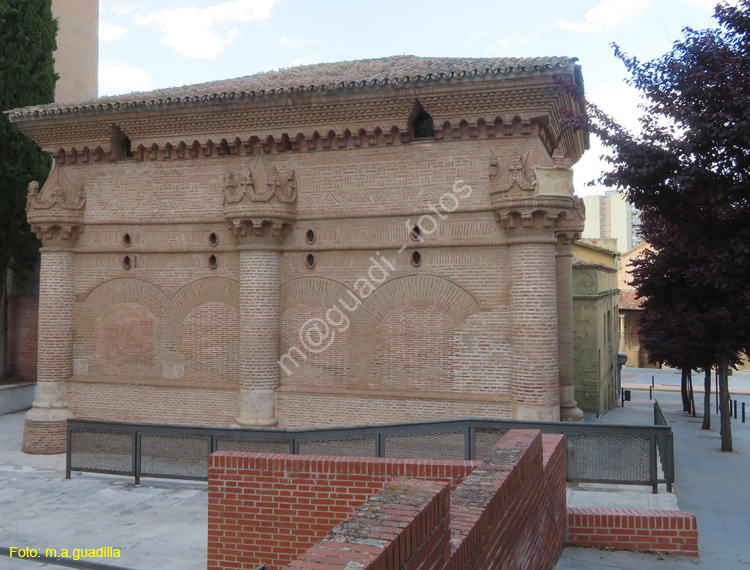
[83, 278, 170, 318]
[281, 277, 354, 309]
[354, 274, 480, 326]
[171, 277, 240, 320]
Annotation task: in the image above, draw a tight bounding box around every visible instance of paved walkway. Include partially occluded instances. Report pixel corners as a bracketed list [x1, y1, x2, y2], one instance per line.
[623, 366, 750, 396]
[1, 384, 749, 570]
[556, 387, 750, 569]
[0, 412, 206, 570]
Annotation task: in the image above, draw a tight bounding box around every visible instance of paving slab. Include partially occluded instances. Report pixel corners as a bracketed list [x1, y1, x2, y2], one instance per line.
[0, 412, 206, 570]
[2, 387, 749, 570]
[557, 388, 750, 569]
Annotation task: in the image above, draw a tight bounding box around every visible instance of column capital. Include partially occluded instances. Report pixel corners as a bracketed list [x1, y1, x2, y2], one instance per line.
[222, 153, 297, 248]
[26, 163, 86, 247]
[228, 217, 294, 248]
[32, 223, 84, 247]
[490, 146, 586, 241]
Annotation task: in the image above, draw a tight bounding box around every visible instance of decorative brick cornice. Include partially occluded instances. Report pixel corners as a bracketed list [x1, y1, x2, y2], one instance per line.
[9, 66, 587, 165]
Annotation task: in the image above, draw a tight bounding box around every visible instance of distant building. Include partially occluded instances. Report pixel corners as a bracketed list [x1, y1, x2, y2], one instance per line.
[571, 239, 620, 415]
[51, 0, 98, 102]
[582, 191, 641, 253]
[617, 242, 656, 368]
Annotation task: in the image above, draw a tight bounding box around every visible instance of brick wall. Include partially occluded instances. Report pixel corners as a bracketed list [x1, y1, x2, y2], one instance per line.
[208, 429, 567, 570]
[287, 478, 451, 570]
[7, 295, 39, 381]
[207, 452, 479, 570]
[567, 508, 699, 557]
[447, 429, 566, 570]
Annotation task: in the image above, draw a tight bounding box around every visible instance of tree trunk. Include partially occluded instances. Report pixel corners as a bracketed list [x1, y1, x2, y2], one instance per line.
[702, 366, 711, 430]
[718, 356, 733, 452]
[681, 368, 691, 412]
[0, 261, 7, 381]
[688, 369, 696, 417]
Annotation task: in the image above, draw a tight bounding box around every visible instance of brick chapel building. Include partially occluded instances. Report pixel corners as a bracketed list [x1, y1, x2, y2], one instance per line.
[9, 56, 588, 454]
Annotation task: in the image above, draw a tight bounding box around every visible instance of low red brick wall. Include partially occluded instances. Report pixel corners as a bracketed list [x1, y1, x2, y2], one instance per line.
[210, 429, 566, 570]
[7, 295, 39, 382]
[282, 429, 567, 570]
[288, 478, 451, 570]
[207, 452, 478, 570]
[447, 430, 566, 570]
[567, 507, 699, 557]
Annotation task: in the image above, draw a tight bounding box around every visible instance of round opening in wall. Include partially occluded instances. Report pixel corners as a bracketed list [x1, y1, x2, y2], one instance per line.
[209, 232, 218, 247]
[123, 233, 131, 247]
[209, 254, 218, 269]
[409, 225, 421, 241]
[122, 256, 132, 270]
[305, 253, 316, 268]
[305, 229, 316, 244]
[410, 250, 422, 267]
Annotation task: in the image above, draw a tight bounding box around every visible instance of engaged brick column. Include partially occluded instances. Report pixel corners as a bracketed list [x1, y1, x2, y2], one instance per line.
[236, 243, 282, 426]
[507, 227, 561, 421]
[556, 236, 583, 422]
[23, 246, 78, 453]
[223, 154, 297, 427]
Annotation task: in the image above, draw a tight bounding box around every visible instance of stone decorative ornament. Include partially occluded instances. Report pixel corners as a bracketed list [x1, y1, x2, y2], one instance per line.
[489, 147, 536, 196]
[26, 163, 85, 245]
[26, 165, 85, 213]
[223, 155, 297, 205]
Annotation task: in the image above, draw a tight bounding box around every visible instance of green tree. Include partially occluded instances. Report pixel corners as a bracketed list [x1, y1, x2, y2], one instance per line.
[0, 0, 58, 380]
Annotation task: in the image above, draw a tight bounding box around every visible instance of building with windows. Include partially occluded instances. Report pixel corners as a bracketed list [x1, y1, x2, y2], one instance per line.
[10, 55, 589, 453]
[572, 240, 620, 415]
[582, 190, 641, 253]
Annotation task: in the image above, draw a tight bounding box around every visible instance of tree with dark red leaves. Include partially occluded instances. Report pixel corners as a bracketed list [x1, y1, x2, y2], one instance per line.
[558, 1, 750, 451]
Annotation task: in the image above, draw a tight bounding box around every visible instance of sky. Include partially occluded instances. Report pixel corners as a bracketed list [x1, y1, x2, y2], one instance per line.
[97, 0, 730, 196]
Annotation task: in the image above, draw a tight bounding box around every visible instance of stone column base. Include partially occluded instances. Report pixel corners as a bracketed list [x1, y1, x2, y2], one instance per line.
[512, 402, 560, 422]
[560, 405, 585, 422]
[559, 386, 584, 422]
[234, 389, 278, 427]
[22, 406, 73, 454]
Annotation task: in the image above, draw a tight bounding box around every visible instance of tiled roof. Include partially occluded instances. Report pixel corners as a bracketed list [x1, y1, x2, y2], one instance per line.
[619, 289, 644, 310]
[9, 55, 577, 119]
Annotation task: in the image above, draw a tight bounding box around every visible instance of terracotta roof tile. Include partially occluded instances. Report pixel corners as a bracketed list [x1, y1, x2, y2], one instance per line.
[9, 54, 577, 119]
[619, 289, 644, 310]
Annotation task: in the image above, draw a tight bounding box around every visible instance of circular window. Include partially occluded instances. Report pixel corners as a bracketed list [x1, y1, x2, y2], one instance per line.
[122, 256, 132, 270]
[409, 225, 421, 241]
[209, 232, 218, 247]
[123, 233, 132, 247]
[305, 253, 316, 268]
[209, 254, 218, 269]
[410, 250, 422, 267]
[305, 229, 316, 244]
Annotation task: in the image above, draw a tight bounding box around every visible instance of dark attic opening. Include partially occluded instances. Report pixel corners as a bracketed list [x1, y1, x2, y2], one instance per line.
[413, 106, 434, 139]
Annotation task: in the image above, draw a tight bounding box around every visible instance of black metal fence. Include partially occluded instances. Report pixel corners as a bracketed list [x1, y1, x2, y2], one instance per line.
[66, 406, 674, 493]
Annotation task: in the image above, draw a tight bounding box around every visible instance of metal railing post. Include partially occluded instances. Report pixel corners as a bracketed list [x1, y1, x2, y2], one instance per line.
[65, 423, 72, 480]
[650, 435, 658, 494]
[465, 426, 475, 461]
[134, 430, 141, 485]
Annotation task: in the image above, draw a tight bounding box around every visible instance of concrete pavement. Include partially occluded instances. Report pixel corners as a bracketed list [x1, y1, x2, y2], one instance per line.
[0, 412, 207, 570]
[556, 386, 750, 569]
[1, 378, 749, 570]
